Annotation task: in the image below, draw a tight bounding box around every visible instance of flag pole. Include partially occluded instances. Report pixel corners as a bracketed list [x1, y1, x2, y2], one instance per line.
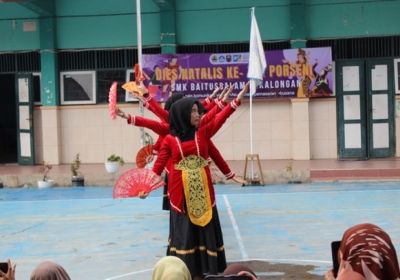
[247, 7, 267, 180]
[249, 7, 255, 179]
[249, 9, 254, 179]
[136, 0, 145, 148]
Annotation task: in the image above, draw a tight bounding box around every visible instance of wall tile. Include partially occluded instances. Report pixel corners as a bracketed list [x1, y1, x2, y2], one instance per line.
[271, 140, 291, 159]
[271, 121, 291, 140]
[310, 139, 330, 159]
[292, 120, 310, 141]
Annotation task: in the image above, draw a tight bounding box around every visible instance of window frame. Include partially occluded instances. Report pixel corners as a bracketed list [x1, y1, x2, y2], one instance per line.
[394, 58, 400, 94]
[60, 70, 96, 105]
[125, 69, 140, 102]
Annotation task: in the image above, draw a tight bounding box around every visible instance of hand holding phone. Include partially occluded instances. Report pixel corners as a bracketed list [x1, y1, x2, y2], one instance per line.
[0, 259, 16, 280]
[0, 262, 8, 274]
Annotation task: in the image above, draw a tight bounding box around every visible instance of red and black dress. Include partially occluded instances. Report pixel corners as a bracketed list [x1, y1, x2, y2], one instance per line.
[152, 97, 241, 278]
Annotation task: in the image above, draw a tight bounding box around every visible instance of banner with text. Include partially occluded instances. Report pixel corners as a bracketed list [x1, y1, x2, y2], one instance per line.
[141, 47, 333, 101]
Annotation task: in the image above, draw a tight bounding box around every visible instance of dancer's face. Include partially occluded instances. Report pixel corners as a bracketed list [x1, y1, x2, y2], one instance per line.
[190, 104, 200, 127]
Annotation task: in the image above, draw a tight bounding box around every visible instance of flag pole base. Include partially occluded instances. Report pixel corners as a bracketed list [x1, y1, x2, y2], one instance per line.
[243, 154, 265, 186]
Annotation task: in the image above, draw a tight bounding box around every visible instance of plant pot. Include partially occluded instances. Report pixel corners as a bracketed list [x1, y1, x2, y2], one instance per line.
[37, 180, 53, 189]
[105, 162, 120, 173]
[71, 176, 85, 187]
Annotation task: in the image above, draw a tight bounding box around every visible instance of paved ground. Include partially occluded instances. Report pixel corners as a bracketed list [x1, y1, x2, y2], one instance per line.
[1, 181, 400, 279]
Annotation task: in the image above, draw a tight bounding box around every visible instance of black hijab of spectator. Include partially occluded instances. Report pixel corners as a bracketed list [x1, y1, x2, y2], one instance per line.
[169, 97, 205, 142]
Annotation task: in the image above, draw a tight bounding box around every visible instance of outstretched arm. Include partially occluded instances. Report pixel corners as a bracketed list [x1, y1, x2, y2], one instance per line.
[208, 141, 247, 185]
[221, 84, 235, 103]
[115, 107, 169, 136]
[235, 81, 250, 102]
[210, 84, 223, 99]
[115, 107, 128, 119]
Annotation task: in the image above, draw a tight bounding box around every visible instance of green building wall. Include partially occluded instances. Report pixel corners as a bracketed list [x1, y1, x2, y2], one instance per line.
[1, 0, 400, 52]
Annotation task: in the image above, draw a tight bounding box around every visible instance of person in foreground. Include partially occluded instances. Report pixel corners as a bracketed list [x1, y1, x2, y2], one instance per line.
[325, 223, 400, 280]
[0, 259, 16, 280]
[151, 256, 191, 280]
[223, 264, 258, 280]
[30, 261, 71, 280]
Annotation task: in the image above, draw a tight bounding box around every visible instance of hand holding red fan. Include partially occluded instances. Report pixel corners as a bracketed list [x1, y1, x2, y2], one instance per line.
[113, 168, 165, 198]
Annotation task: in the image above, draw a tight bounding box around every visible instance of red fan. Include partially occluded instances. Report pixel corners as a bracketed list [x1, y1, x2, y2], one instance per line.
[134, 63, 145, 82]
[113, 168, 165, 198]
[108, 81, 117, 120]
[136, 144, 154, 168]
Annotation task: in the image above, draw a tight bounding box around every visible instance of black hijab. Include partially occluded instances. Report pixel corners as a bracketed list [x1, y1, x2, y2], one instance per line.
[169, 97, 205, 142]
[164, 93, 185, 111]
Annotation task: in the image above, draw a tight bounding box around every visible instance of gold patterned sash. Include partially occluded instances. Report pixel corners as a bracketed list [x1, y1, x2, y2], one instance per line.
[175, 155, 212, 227]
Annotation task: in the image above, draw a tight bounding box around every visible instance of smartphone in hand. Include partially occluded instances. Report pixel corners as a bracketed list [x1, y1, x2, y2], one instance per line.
[0, 262, 8, 273]
[331, 241, 341, 278]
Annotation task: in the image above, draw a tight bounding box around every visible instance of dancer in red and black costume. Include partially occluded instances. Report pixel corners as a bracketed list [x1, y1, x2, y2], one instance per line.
[115, 84, 245, 209]
[149, 82, 249, 279]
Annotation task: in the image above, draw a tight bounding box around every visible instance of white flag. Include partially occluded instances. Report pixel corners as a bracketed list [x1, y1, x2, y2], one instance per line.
[247, 7, 267, 96]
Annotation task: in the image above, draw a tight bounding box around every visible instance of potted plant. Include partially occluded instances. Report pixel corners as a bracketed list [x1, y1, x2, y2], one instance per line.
[37, 161, 53, 188]
[105, 154, 124, 173]
[71, 153, 85, 186]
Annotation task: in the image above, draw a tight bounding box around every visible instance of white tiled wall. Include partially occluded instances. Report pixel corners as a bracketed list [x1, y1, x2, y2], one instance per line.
[35, 105, 158, 164]
[34, 99, 339, 164]
[309, 99, 338, 159]
[212, 101, 292, 160]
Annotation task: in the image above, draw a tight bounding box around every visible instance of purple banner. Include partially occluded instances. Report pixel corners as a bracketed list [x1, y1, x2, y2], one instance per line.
[141, 47, 333, 101]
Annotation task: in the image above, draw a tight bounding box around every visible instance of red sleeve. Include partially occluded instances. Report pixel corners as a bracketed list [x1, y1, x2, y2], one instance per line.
[201, 96, 213, 106]
[146, 96, 169, 122]
[201, 98, 241, 138]
[129, 115, 169, 137]
[199, 103, 219, 126]
[204, 100, 216, 112]
[208, 140, 234, 179]
[152, 136, 164, 155]
[152, 135, 172, 176]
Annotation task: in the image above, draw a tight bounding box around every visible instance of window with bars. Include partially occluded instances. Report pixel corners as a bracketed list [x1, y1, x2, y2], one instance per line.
[307, 36, 400, 60]
[0, 52, 40, 72]
[2, 37, 400, 105]
[177, 41, 291, 53]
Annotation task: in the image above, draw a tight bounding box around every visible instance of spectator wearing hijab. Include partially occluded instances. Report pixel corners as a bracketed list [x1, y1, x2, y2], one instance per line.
[151, 256, 191, 280]
[223, 263, 258, 280]
[325, 223, 400, 280]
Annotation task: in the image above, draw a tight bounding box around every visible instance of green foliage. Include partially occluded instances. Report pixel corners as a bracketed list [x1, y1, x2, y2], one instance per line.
[107, 154, 125, 166]
[39, 161, 52, 181]
[71, 153, 81, 177]
[144, 132, 154, 146]
[286, 160, 293, 172]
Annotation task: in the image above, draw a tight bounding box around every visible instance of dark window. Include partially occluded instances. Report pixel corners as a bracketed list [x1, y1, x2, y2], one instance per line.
[307, 36, 400, 59]
[33, 74, 41, 104]
[97, 70, 126, 104]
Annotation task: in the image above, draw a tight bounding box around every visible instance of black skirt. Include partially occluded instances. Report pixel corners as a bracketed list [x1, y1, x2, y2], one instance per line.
[167, 206, 227, 278]
[162, 174, 170, 211]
